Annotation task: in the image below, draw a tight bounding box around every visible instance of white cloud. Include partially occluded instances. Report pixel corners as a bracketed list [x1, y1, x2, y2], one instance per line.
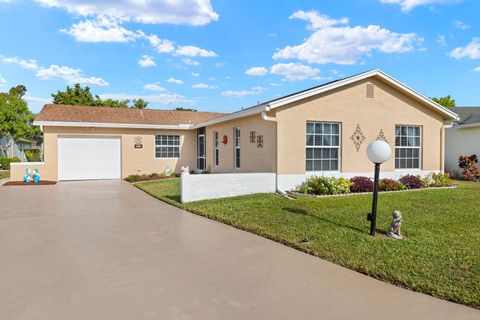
[246, 66, 268, 76]
[289, 10, 349, 29]
[100, 92, 192, 106]
[270, 82, 282, 87]
[143, 34, 176, 53]
[436, 35, 447, 46]
[61, 16, 138, 42]
[34, 0, 219, 26]
[379, 0, 459, 12]
[449, 38, 480, 59]
[221, 86, 265, 97]
[24, 95, 52, 112]
[176, 45, 217, 57]
[138, 55, 156, 67]
[0, 74, 6, 87]
[1, 56, 39, 70]
[274, 10, 422, 65]
[144, 83, 166, 92]
[36, 65, 108, 86]
[183, 58, 200, 66]
[167, 77, 183, 84]
[453, 20, 470, 30]
[473, 67, 480, 72]
[191, 72, 200, 77]
[192, 83, 217, 89]
[270, 63, 320, 81]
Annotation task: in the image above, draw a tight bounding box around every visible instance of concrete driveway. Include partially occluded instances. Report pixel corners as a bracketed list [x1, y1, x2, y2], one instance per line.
[0, 180, 478, 319]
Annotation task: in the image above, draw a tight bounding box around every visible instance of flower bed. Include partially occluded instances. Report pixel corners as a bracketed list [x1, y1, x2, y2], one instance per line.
[124, 172, 178, 183]
[296, 173, 453, 196]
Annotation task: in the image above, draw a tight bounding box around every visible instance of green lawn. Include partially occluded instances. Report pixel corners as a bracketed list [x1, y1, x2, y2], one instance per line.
[0, 170, 10, 180]
[136, 178, 480, 308]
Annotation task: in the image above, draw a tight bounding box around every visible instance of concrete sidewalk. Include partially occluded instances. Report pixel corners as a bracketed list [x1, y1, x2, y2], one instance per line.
[0, 180, 478, 319]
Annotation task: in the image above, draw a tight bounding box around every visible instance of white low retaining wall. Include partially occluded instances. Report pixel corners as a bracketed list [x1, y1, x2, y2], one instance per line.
[181, 172, 276, 203]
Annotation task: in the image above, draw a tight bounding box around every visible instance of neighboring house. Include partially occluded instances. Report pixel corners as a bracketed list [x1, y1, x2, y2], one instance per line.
[11, 69, 458, 191]
[445, 107, 480, 175]
[0, 135, 36, 162]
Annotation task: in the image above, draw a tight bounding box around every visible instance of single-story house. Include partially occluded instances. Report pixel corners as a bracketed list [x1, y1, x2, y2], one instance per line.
[445, 107, 480, 175]
[11, 69, 458, 191]
[0, 135, 37, 162]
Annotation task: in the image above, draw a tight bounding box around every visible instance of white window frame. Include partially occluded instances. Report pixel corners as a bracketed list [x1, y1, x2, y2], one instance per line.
[155, 134, 180, 159]
[234, 127, 240, 169]
[213, 131, 219, 167]
[395, 125, 422, 170]
[305, 121, 341, 172]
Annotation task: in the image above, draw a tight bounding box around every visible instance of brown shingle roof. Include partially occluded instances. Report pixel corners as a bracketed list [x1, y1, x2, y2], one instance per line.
[35, 104, 226, 126]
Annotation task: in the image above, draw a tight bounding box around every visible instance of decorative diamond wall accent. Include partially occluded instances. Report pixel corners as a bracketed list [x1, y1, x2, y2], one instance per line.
[350, 124, 365, 152]
[376, 129, 389, 143]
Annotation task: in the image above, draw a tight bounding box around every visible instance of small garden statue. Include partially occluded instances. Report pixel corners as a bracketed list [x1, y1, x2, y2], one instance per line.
[164, 166, 173, 177]
[387, 210, 403, 240]
[23, 168, 33, 183]
[33, 168, 40, 183]
[181, 166, 189, 173]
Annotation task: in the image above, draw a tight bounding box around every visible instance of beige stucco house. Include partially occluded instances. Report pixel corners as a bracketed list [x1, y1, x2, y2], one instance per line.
[11, 69, 458, 191]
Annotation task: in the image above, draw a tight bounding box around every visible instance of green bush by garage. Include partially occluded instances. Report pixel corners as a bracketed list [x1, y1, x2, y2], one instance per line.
[0, 157, 20, 170]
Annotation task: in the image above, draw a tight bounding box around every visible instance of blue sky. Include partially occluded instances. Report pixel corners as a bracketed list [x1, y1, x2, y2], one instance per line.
[0, 0, 479, 113]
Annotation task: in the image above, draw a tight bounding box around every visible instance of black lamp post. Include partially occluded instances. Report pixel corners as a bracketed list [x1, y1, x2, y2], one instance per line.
[366, 140, 392, 236]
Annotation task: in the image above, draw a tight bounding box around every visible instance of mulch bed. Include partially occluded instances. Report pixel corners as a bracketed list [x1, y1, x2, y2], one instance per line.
[3, 181, 57, 186]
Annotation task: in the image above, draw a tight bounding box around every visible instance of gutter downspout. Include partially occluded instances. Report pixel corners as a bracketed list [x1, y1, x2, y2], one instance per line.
[261, 106, 288, 196]
[441, 121, 453, 174]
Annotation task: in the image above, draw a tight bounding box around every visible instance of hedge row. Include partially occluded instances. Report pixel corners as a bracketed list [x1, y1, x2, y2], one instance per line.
[298, 173, 451, 196]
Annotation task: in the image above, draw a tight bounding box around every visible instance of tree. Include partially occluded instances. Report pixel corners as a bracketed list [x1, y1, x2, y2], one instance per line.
[51, 83, 147, 108]
[133, 98, 148, 109]
[431, 95, 455, 108]
[0, 85, 41, 147]
[175, 107, 197, 112]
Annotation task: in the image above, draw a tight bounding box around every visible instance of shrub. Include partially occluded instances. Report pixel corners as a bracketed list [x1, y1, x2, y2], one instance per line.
[25, 149, 41, 162]
[350, 176, 374, 193]
[125, 174, 142, 182]
[0, 157, 21, 170]
[458, 155, 480, 181]
[298, 175, 352, 195]
[337, 177, 353, 194]
[147, 173, 161, 179]
[399, 174, 424, 189]
[422, 172, 451, 187]
[379, 178, 405, 191]
[432, 173, 451, 187]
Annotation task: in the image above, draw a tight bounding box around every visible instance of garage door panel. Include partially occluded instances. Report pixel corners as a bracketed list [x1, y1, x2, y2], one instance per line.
[58, 136, 121, 181]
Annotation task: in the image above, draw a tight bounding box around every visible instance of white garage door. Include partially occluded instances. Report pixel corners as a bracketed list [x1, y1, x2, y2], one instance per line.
[58, 136, 121, 181]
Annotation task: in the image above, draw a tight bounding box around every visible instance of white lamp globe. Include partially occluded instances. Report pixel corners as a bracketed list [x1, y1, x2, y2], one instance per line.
[366, 140, 391, 164]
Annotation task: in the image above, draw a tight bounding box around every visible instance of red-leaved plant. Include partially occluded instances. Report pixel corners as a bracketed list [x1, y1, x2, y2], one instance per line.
[350, 176, 374, 193]
[458, 155, 480, 181]
[399, 174, 424, 189]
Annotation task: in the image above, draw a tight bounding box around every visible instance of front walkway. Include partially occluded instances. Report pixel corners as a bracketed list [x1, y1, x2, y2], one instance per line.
[0, 180, 478, 319]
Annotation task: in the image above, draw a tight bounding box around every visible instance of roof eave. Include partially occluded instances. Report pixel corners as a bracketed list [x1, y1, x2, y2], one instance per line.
[33, 120, 194, 130]
[266, 69, 459, 121]
[453, 122, 480, 129]
[192, 104, 268, 128]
